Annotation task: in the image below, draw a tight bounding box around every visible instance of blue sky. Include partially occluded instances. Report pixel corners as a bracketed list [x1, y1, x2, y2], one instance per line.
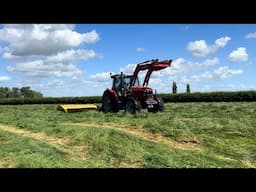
[0, 24, 256, 96]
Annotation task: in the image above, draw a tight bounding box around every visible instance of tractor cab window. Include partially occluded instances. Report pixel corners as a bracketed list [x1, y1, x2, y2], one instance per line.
[124, 77, 130, 85]
[123, 77, 131, 88]
[113, 78, 121, 90]
[123, 76, 140, 87]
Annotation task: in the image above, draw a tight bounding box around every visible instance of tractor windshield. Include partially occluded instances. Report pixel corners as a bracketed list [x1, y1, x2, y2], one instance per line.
[134, 77, 140, 86]
[124, 76, 139, 87]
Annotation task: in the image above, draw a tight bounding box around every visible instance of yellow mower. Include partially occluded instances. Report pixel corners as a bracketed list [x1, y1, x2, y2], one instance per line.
[57, 104, 98, 113]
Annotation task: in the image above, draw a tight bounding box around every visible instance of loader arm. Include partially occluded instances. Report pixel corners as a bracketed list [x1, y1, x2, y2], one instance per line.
[130, 59, 172, 87]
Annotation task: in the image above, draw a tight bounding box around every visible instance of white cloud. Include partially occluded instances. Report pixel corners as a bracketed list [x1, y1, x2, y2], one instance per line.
[90, 72, 112, 82]
[228, 47, 248, 62]
[120, 64, 136, 74]
[214, 36, 231, 47]
[245, 32, 256, 39]
[213, 66, 243, 78]
[194, 66, 243, 80]
[0, 24, 100, 56]
[200, 57, 219, 67]
[177, 66, 243, 86]
[0, 76, 11, 82]
[4, 49, 96, 78]
[201, 71, 214, 79]
[2, 52, 21, 60]
[0, 24, 100, 79]
[136, 48, 145, 52]
[187, 40, 214, 57]
[162, 57, 219, 76]
[0, 46, 10, 53]
[162, 58, 186, 75]
[7, 60, 83, 78]
[46, 49, 96, 63]
[187, 36, 231, 57]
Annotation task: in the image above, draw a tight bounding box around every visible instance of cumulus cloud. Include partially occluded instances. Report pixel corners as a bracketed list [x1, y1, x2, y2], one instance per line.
[187, 36, 231, 57]
[162, 57, 219, 76]
[193, 66, 243, 81]
[187, 40, 213, 57]
[7, 60, 83, 78]
[0, 24, 100, 79]
[46, 49, 96, 63]
[228, 47, 248, 62]
[0, 24, 100, 56]
[0, 76, 11, 82]
[2, 52, 21, 60]
[245, 32, 256, 39]
[213, 66, 243, 78]
[90, 72, 112, 82]
[169, 65, 243, 88]
[214, 36, 231, 47]
[120, 64, 136, 74]
[5, 49, 96, 78]
[200, 57, 219, 67]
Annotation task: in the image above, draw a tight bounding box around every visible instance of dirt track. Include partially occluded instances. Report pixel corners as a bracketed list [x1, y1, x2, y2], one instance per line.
[62, 122, 202, 151]
[0, 124, 88, 163]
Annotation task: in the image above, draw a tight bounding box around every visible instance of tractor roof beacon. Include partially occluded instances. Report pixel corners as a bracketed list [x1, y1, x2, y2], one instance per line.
[101, 59, 172, 113]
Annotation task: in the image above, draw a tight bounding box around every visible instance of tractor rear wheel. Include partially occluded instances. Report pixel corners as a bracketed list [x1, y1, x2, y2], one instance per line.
[102, 91, 118, 113]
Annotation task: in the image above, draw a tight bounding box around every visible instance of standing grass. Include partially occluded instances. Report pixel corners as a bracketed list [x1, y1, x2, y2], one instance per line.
[0, 102, 255, 168]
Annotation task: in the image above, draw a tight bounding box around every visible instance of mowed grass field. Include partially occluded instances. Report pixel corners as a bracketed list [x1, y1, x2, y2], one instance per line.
[0, 102, 256, 168]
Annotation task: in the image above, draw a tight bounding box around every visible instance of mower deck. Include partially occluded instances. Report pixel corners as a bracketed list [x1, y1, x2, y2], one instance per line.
[57, 104, 98, 112]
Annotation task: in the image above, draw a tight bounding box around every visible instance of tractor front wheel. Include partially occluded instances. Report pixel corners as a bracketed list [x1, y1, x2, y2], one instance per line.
[157, 97, 164, 112]
[126, 99, 136, 114]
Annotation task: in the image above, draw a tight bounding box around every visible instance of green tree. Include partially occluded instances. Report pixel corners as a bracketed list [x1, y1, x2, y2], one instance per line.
[172, 81, 177, 94]
[20, 87, 32, 98]
[0, 87, 6, 98]
[20, 86, 43, 98]
[0, 86, 43, 98]
[11, 87, 20, 97]
[0, 87, 11, 98]
[186, 83, 190, 94]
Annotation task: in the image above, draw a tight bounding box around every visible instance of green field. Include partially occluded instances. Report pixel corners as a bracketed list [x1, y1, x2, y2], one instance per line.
[0, 102, 255, 168]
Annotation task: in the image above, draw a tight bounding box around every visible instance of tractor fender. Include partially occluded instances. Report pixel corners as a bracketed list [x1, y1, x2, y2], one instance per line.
[102, 88, 119, 112]
[104, 88, 118, 102]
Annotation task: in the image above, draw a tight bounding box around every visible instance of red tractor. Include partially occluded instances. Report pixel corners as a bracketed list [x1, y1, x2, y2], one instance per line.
[101, 59, 172, 113]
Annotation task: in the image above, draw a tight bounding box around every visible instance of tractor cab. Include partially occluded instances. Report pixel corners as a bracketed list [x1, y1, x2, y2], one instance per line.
[111, 74, 139, 97]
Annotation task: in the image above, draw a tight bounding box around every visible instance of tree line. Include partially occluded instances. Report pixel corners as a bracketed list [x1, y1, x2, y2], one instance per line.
[1, 91, 256, 105]
[0, 86, 43, 98]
